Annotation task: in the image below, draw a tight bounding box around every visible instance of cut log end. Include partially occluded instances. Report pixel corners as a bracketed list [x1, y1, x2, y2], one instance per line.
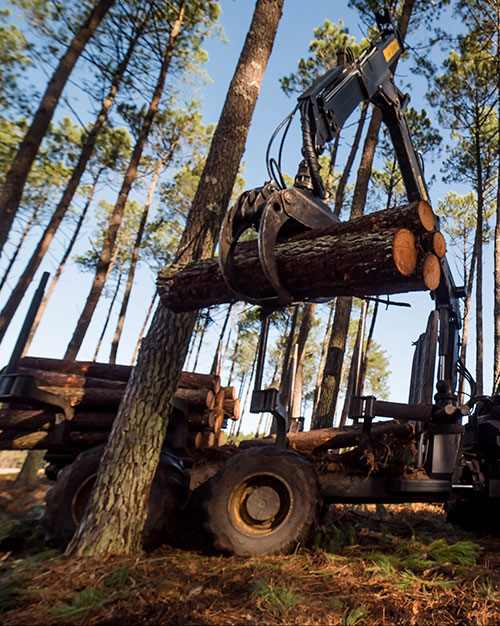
[393, 228, 417, 276]
[417, 200, 436, 232]
[432, 231, 447, 259]
[422, 254, 441, 291]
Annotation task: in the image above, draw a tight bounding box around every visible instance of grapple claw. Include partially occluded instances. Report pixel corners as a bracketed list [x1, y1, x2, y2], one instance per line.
[218, 184, 340, 307]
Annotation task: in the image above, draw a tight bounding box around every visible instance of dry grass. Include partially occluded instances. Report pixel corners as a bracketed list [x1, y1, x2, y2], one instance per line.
[1, 478, 500, 625]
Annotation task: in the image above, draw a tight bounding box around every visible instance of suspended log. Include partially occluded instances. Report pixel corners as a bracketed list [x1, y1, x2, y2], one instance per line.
[158, 225, 441, 312]
[290, 200, 436, 240]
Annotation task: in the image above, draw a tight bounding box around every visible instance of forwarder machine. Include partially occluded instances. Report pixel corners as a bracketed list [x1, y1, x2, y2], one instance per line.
[199, 11, 500, 556]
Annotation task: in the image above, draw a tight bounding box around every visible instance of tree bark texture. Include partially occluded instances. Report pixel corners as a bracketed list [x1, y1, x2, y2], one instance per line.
[158, 205, 442, 312]
[0, 0, 115, 257]
[66, 0, 284, 557]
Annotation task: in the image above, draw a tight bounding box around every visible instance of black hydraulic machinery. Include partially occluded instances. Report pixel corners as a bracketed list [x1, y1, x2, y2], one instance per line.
[218, 11, 473, 500]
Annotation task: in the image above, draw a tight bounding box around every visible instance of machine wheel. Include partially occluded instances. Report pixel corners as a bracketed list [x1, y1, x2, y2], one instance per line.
[42, 445, 190, 551]
[201, 447, 321, 556]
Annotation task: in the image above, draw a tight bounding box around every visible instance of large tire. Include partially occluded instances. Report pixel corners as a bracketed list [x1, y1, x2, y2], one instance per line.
[201, 447, 321, 556]
[42, 445, 190, 551]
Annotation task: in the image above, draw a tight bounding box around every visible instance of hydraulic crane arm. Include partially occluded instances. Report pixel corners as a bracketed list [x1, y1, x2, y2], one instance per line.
[218, 11, 464, 411]
[298, 11, 428, 203]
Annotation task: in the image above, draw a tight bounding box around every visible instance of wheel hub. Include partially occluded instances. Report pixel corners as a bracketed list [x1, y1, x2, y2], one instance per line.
[246, 486, 281, 521]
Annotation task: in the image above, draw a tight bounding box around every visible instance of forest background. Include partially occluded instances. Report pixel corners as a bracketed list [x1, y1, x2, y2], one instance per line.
[0, 0, 485, 434]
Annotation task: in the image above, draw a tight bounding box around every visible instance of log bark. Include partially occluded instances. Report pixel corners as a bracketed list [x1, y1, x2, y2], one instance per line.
[240, 421, 414, 452]
[159, 225, 440, 312]
[174, 388, 215, 409]
[18, 357, 132, 381]
[17, 358, 221, 391]
[17, 367, 128, 390]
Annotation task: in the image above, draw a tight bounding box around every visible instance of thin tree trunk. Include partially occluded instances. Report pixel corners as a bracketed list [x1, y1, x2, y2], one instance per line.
[312, 299, 335, 414]
[0, 193, 46, 293]
[130, 293, 157, 366]
[334, 102, 368, 217]
[109, 154, 166, 364]
[474, 109, 485, 396]
[66, 0, 283, 557]
[219, 303, 239, 375]
[21, 173, 101, 356]
[0, 0, 115, 256]
[64, 5, 185, 360]
[288, 303, 316, 419]
[340, 300, 368, 428]
[495, 7, 500, 393]
[93, 266, 123, 361]
[324, 134, 340, 201]
[359, 300, 379, 394]
[210, 304, 233, 376]
[14, 450, 45, 488]
[279, 306, 299, 407]
[228, 309, 245, 386]
[192, 310, 210, 371]
[0, 27, 139, 344]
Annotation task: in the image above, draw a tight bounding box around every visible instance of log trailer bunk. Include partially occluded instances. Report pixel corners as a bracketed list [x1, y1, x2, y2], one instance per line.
[0, 12, 497, 556]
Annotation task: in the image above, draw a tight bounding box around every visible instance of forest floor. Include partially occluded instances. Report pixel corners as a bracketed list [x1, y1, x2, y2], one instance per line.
[0, 474, 499, 626]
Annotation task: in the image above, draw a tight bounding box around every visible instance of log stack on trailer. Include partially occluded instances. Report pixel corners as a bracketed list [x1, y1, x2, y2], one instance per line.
[0, 357, 240, 451]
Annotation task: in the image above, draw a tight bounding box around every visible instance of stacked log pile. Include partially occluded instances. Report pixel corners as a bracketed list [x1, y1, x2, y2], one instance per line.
[0, 357, 239, 450]
[157, 200, 446, 312]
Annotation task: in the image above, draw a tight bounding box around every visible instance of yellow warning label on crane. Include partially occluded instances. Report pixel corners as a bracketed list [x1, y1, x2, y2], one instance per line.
[383, 39, 400, 63]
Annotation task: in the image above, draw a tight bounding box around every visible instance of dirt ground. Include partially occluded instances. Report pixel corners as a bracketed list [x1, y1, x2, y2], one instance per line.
[1, 475, 500, 626]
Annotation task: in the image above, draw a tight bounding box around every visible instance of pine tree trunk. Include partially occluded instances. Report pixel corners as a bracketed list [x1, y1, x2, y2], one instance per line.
[192, 310, 211, 372]
[130, 293, 157, 366]
[313, 299, 335, 414]
[109, 156, 165, 363]
[14, 450, 45, 488]
[279, 306, 299, 407]
[340, 300, 368, 428]
[210, 304, 233, 376]
[66, 0, 284, 557]
[334, 102, 368, 217]
[0, 28, 137, 344]
[93, 266, 123, 361]
[64, 6, 185, 361]
[21, 173, 100, 356]
[0, 195, 45, 293]
[0, 0, 115, 257]
[495, 8, 500, 393]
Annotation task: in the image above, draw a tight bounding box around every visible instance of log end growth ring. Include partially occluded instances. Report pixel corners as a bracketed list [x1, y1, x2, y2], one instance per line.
[422, 254, 441, 291]
[417, 200, 436, 232]
[393, 228, 417, 276]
